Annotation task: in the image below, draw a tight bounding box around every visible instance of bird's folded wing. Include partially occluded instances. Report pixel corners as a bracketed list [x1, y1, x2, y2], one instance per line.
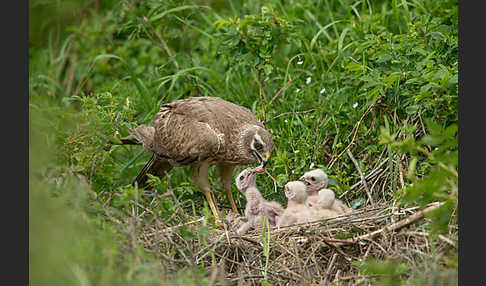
[152, 113, 222, 165]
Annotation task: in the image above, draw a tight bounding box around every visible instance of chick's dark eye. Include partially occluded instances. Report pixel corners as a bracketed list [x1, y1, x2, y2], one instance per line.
[254, 142, 263, 150]
[239, 176, 244, 181]
[311, 177, 315, 181]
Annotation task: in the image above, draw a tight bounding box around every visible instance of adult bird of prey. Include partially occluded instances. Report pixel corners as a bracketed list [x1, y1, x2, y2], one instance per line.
[129, 96, 275, 221]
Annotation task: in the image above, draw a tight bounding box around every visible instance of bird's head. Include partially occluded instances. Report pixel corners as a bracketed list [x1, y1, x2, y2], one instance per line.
[284, 181, 308, 203]
[243, 125, 275, 173]
[235, 168, 257, 193]
[299, 169, 328, 192]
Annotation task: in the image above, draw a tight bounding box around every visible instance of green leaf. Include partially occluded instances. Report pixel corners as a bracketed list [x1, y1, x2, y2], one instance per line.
[376, 53, 392, 63]
[350, 198, 366, 209]
[405, 105, 420, 115]
[149, 5, 208, 22]
[345, 62, 364, 72]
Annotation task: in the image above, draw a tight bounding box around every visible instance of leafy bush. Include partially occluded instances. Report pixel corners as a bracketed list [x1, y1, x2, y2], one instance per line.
[30, 0, 457, 284]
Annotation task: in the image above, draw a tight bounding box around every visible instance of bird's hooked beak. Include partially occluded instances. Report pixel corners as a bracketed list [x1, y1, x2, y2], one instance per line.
[254, 152, 271, 173]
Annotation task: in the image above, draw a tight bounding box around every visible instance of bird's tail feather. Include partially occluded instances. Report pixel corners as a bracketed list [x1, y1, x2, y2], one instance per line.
[133, 154, 156, 187]
[133, 154, 173, 188]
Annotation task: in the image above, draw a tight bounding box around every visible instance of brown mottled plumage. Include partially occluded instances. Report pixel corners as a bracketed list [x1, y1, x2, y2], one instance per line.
[130, 96, 275, 221]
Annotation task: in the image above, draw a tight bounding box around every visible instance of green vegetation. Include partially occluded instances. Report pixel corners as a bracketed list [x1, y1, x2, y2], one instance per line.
[30, 0, 457, 285]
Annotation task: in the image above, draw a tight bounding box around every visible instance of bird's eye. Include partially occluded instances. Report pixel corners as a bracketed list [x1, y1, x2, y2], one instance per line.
[239, 175, 244, 181]
[311, 177, 315, 181]
[254, 142, 263, 150]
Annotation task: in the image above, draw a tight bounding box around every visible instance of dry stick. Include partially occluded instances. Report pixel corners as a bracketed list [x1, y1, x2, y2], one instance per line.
[398, 155, 406, 190]
[213, 252, 295, 282]
[327, 100, 378, 170]
[229, 275, 265, 282]
[140, 22, 180, 73]
[165, 171, 182, 209]
[88, 153, 99, 186]
[129, 195, 142, 265]
[59, 36, 74, 88]
[195, 233, 226, 263]
[322, 239, 355, 262]
[73, 60, 95, 97]
[256, 68, 267, 124]
[322, 252, 338, 286]
[166, 233, 194, 266]
[334, 202, 444, 246]
[346, 149, 374, 206]
[149, 218, 205, 236]
[368, 167, 387, 206]
[64, 54, 77, 96]
[263, 168, 283, 188]
[338, 158, 388, 199]
[402, 231, 456, 248]
[333, 269, 341, 285]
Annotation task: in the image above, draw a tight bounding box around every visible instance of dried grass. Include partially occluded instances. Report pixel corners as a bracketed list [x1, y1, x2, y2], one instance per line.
[125, 200, 456, 285]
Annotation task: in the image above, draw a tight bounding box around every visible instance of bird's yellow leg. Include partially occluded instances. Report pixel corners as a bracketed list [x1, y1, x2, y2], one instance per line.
[218, 164, 239, 214]
[226, 188, 239, 214]
[203, 189, 221, 223]
[191, 162, 221, 223]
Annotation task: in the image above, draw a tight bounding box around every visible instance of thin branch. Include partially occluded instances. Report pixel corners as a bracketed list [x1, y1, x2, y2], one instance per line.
[346, 149, 374, 206]
[327, 99, 380, 169]
[322, 253, 338, 285]
[229, 275, 265, 282]
[339, 158, 388, 199]
[263, 168, 283, 188]
[256, 68, 267, 124]
[334, 202, 444, 246]
[165, 171, 182, 209]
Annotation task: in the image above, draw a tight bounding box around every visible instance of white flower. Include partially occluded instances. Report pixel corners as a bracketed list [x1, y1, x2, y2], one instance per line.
[306, 77, 312, 84]
[294, 150, 300, 154]
[297, 60, 303, 65]
[310, 162, 315, 169]
[295, 88, 301, 93]
[320, 88, 326, 94]
[353, 102, 358, 108]
[284, 119, 288, 123]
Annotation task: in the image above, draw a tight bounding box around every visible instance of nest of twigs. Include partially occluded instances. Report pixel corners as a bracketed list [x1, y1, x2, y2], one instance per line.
[134, 199, 455, 285]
